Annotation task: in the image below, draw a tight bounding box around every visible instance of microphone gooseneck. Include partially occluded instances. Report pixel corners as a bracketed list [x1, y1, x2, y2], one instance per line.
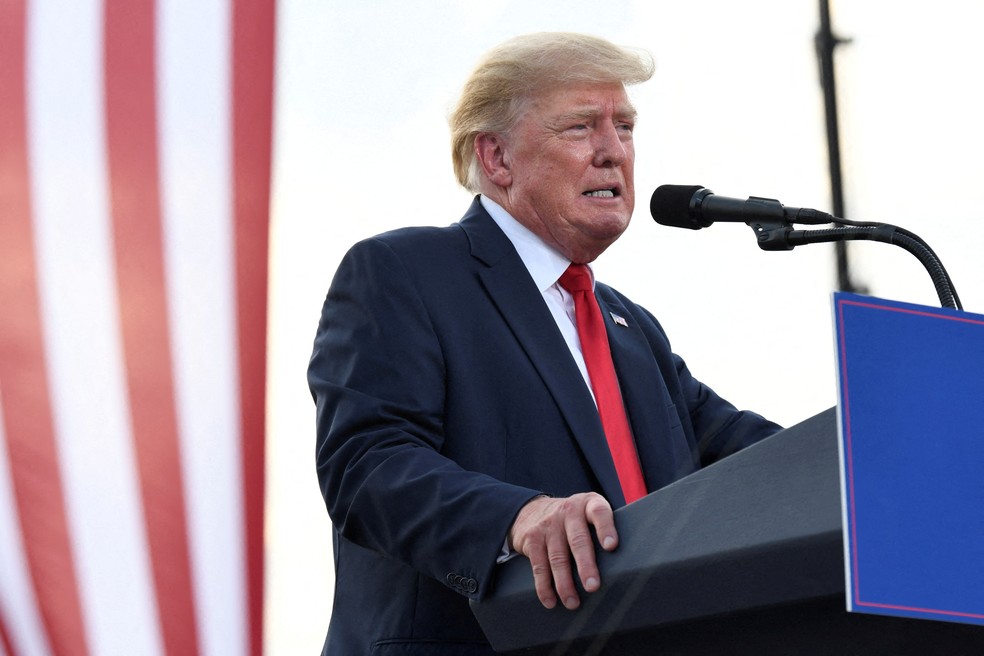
[648, 184, 962, 311]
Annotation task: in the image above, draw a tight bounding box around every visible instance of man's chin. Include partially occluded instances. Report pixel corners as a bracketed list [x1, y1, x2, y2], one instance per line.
[585, 212, 632, 241]
[567, 220, 631, 262]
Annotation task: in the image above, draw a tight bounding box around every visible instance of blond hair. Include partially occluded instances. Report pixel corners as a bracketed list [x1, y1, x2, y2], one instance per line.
[449, 32, 655, 192]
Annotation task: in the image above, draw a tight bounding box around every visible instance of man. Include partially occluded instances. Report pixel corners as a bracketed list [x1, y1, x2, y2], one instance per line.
[308, 32, 781, 654]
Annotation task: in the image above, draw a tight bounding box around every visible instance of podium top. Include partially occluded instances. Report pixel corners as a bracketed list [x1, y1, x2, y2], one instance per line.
[471, 408, 843, 652]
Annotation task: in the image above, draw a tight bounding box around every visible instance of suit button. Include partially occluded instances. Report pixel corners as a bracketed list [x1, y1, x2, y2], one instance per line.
[446, 573, 476, 593]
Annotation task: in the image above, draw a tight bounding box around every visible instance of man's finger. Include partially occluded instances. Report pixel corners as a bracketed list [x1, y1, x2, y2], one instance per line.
[585, 493, 618, 551]
[564, 510, 600, 593]
[525, 542, 558, 610]
[546, 529, 580, 609]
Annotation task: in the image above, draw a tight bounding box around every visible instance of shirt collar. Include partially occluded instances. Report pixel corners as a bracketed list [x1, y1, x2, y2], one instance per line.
[480, 196, 593, 292]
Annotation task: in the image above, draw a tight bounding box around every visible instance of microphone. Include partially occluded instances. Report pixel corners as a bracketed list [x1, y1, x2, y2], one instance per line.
[649, 185, 963, 311]
[650, 185, 835, 230]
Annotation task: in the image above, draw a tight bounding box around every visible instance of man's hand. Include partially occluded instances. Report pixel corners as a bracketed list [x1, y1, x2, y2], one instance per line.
[508, 493, 618, 610]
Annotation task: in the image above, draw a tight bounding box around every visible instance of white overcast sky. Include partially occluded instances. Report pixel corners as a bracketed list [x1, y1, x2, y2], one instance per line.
[265, 1, 984, 652]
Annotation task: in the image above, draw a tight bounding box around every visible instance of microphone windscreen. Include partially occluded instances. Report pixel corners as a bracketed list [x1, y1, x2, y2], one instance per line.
[650, 184, 704, 229]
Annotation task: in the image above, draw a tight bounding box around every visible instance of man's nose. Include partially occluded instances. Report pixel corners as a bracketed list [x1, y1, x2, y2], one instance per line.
[592, 123, 628, 167]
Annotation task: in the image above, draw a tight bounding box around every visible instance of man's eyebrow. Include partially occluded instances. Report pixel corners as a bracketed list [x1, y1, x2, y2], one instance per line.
[554, 109, 596, 122]
[617, 107, 638, 122]
[554, 106, 638, 123]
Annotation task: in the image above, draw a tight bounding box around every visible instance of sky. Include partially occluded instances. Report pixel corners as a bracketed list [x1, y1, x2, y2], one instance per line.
[265, 1, 984, 652]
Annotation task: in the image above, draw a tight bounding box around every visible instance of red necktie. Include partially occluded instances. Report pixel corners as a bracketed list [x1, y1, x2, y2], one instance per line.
[559, 264, 647, 504]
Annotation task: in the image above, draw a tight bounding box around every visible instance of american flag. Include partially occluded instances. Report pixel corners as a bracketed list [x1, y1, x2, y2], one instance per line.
[0, 1, 273, 654]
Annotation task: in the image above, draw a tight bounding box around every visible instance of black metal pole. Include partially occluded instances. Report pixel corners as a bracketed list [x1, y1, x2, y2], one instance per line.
[815, 0, 865, 293]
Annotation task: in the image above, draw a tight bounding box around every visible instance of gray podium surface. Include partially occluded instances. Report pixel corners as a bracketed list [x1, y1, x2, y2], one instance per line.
[470, 408, 984, 654]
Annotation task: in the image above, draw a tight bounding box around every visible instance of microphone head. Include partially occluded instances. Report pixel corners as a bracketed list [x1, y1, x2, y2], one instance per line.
[651, 184, 711, 230]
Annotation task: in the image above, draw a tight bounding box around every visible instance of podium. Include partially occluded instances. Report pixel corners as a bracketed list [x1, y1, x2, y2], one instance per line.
[470, 409, 984, 654]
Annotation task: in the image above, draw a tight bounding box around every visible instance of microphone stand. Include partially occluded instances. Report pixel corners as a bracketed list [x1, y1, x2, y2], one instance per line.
[748, 217, 963, 311]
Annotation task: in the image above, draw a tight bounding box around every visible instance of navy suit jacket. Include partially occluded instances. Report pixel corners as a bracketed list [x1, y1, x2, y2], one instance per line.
[308, 197, 781, 655]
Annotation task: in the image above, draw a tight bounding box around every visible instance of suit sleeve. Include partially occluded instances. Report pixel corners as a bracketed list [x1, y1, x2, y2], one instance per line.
[630, 303, 783, 465]
[672, 350, 783, 465]
[308, 237, 541, 599]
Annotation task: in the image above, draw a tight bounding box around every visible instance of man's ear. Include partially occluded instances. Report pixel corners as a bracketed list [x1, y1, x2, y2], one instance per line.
[474, 132, 512, 188]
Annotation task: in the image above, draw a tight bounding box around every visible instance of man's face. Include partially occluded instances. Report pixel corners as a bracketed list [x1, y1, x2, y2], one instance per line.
[498, 82, 636, 263]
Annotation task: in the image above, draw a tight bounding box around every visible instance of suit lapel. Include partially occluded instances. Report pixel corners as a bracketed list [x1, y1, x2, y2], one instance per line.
[597, 291, 682, 491]
[459, 200, 626, 505]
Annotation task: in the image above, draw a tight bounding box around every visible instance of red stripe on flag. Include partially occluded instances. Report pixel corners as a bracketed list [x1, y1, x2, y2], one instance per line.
[0, 611, 16, 656]
[0, 1, 91, 654]
[233, 2, 275, 653]
[103, 1, 200, 654]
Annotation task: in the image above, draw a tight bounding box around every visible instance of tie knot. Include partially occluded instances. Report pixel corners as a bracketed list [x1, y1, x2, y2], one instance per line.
[558, 263, 593, 293]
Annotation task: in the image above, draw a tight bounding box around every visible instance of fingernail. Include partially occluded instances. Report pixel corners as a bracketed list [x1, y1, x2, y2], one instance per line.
[603, 536, 616, 549]
[564, 597, 578, 609]
[585, 576, 599, 590]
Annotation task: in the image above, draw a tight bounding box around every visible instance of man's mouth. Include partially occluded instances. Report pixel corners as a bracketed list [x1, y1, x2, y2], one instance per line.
[583, 188, 617, 198]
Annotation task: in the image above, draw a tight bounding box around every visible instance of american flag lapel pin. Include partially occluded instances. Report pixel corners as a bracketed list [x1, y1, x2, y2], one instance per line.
[609, 312, 628, 327]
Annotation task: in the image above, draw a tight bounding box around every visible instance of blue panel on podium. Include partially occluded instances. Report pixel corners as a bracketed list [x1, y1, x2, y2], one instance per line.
[833, 292, 984, 626]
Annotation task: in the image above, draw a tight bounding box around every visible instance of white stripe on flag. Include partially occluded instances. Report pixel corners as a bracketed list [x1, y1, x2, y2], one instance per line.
[158, 1, 248, 654]
[27, 1, 164, 654]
